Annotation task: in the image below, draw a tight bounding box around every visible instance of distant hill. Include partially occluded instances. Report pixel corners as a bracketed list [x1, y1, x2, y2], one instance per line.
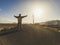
[40, 20, 60, 28]
[45, 20, 60, 25]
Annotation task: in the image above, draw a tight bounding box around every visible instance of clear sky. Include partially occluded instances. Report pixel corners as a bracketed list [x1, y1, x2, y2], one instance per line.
[0, 0, 60, 23]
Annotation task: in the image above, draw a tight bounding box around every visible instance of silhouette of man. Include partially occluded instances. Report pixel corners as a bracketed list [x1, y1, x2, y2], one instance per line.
[14, 14, 27, 31]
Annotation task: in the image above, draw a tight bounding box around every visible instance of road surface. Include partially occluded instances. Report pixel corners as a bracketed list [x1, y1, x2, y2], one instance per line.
[0, 24, 59, 45]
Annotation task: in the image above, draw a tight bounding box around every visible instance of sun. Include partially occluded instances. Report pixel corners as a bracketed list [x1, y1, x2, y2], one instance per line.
[33, 6, 44, 18]
[34, 8, 43, 16]
[32, 6, 45, 23]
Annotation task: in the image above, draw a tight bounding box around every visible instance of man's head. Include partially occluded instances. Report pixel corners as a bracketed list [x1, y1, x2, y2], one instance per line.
[19, 14, 21, 17]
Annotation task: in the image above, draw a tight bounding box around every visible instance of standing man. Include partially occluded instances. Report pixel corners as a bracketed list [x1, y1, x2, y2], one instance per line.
[14, 14, 27, 31]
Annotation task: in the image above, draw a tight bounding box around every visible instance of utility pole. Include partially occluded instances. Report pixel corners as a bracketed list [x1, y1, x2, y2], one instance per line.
[32, 15, 34, 24]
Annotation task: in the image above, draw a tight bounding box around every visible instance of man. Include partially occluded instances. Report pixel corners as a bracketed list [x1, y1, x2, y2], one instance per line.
[14, 14, 27, 31]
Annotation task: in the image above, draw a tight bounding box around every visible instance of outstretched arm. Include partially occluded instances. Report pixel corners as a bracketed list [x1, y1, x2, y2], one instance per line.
[21, 15, 27, 18]
[14, 15, 18, 18]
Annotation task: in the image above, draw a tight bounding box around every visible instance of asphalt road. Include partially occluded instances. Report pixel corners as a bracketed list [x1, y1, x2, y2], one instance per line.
[0, 24, 59, 45]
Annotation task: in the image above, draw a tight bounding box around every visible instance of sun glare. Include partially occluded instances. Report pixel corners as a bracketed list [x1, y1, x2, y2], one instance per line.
[32, 6, 44, 21]
[33, 8, 43, 16]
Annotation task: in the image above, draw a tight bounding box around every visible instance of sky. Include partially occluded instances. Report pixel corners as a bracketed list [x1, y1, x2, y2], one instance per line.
[0, 0, 60, 23]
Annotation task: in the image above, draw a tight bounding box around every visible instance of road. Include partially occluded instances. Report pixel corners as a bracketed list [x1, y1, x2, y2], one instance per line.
[0, 24, 59, 45]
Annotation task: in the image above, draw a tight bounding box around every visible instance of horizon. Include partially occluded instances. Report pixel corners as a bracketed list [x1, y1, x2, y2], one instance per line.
[0, 19, 60, 24]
